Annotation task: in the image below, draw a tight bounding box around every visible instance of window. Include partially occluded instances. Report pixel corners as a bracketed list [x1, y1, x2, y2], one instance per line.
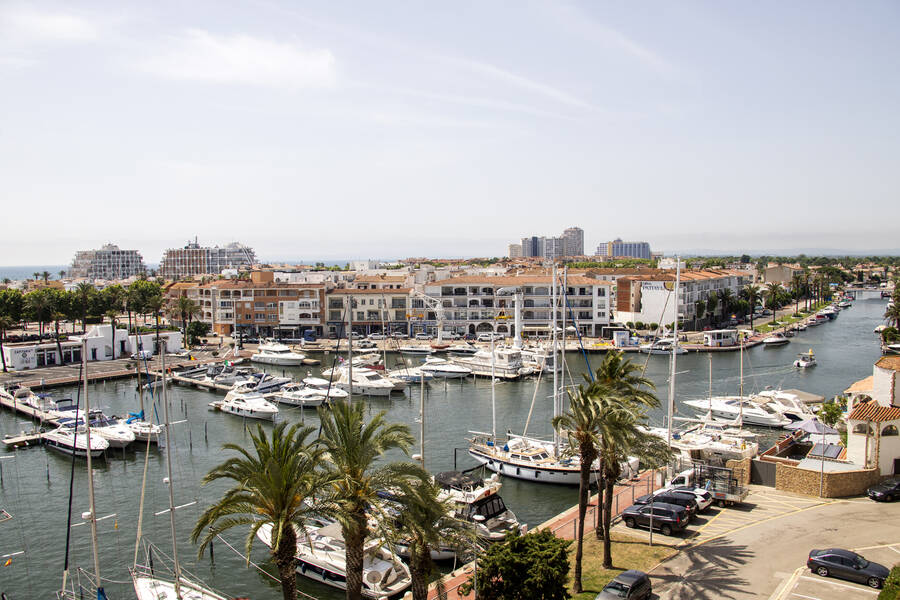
[883, 425, 899, 437]
[853, 423, 873, 434]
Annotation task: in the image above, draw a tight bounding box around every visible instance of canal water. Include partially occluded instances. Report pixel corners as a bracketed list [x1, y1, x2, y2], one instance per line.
[0, 298, 888, 599]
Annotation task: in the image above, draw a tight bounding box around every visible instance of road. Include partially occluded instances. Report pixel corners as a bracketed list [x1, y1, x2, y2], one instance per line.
[649, 490, 900, 599]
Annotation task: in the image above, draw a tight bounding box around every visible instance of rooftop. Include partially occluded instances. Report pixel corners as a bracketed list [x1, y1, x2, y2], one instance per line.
[876, 355, 900, 371]
[844, 375, 874, 395]
[848, 399, 900, 423]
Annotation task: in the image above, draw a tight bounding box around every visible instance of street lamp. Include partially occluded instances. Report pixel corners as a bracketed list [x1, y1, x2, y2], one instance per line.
[472, 514, 485, 599]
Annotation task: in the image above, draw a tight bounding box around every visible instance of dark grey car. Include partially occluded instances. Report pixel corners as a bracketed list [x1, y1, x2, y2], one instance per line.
[594, 569, 652, 599]
[807, 548, 889, 588]
[867, 478, 900, 501]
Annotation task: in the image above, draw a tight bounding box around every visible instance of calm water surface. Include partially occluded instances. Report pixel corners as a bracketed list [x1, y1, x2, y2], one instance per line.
[0, 298, 887, 599]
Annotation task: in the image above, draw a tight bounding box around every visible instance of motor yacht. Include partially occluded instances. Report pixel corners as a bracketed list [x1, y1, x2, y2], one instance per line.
[639, 338, 688, 355]
[211, 366, 256, 386]
[301, 376, 349, 400]
[384, 366, 434, 384]
[762, 332, 790, 346]
[418, 357, 472, 379]
[884, 343, 900, 355]
[446, 344, 478, 357]
[42, 424, 109, 458]
[320, 354, 384, 378]
[751, 390, 817, 421]
[250, 341, 305, 366]
[450, 347, 533, 379]
[231, 372, 292, 395]
[210, 390, 279, 421]
[256, 521, 412, 599]
[434, 471, 525, 543]
[126, 413, 163, 444]
[272, 383, 328, 408]
[0, 384, 60, 414]
[87, 413, 136, 448]
[518, 345, 561, 372]
[398, 345, 433, 357]
[644, 419, 758, 462]
[334, 367, 396, 397]
[793, 350, 817, 369]
[683, 396, 792, 428]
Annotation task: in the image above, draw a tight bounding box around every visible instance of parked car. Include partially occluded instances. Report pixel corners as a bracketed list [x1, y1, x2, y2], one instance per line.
[807, 548, 889, 588]
[595, 570, 652, 600]
[367, 333, 387, 340]
[477, 332, 503, 342]
[663, 486, 714, 512]
[867, 478, 900, 502]
[130, 350, 153, 360]
[390, 332, 408, 339]
[622, 502, 688, 536]
[356, 340, 376, 349]
[634, 492, 697, 521]
[440, 331, 462, 340]
[414, 333, 433, 340]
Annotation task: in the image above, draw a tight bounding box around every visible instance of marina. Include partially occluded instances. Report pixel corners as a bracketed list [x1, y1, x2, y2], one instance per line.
[0, 296, 889, 599]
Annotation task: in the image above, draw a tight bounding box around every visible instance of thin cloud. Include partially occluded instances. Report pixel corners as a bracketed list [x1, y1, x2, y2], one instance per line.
[448, 57, 592, 110]
[141, 29, 336, 88]
[1, 9, 98, 42]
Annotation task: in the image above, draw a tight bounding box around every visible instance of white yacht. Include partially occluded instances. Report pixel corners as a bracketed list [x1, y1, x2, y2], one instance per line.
[468, 433, 589, 485]
[644, 420, 758, 462]
[398, 346, 433, 357]
[210, 390, 279, 421]
[385, 366, 434, 384]
[639, 338, 688, 355]
[450, 347, 532, 379]
[302, 376, 349, 400]
[320, 354, 384, 378]
[334, 367, 396, 397]
[42, 425, 109, 458]
[684, 396, 792, 428]
[231, 372, 292, 395]
[273, 382, 328, 408]
[793, 350, 817, 369]
[132, 568, 228, 600]
[434, 471, 525, 543]
[127, 416, 163, 444]
[250, 341, 305, 366]
[256, 522, 411, 599]
[751, 390, 817, 422]
[88, 413, 136, 448]
[0, 384, 60, 414]
[519, 345, 561, 372]
[418, 357, 472, 379]
[447, 343, 478, 357]
[762, 333, 790, 346]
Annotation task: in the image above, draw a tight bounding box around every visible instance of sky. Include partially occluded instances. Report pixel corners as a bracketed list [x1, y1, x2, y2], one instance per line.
[1, 1, 899, 265]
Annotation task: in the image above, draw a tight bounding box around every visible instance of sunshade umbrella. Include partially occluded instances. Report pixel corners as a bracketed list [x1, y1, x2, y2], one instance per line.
[793, 417, 838, 435]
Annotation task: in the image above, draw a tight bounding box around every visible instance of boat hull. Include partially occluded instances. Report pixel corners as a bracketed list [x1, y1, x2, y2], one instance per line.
[467, 448, 581, 485]
[43, 437, 106, 458]
[250, 355, 305, 366]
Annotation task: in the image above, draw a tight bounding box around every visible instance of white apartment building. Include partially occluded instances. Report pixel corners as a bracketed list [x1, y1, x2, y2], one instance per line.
[326, 288, 411, 336]
[846, 356, 900, 476]
[423, 275, 613, 337]
[69, 244, 146, 280]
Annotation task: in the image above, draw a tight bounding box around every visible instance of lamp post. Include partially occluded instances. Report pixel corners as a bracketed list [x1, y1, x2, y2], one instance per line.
[472, 514, 485, 599]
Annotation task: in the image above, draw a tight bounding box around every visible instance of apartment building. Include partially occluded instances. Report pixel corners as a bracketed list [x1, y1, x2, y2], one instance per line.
[325, 288, 411, 337]
[562, 227, 584, 257]
[596, 238, 652, 259]
[423, 275, 613, 337]
[169, 271, 325, 338]
[615, 270, 750, 326]
[69, 244, 146, 280]
[350, 274, 411, 290]
[159, 239, 256, 280]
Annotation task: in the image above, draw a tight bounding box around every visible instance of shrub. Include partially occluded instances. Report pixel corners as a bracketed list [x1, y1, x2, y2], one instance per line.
[635, 321, 646, 330]
[878, 565, 900, 599]
[649, 323, 659, 331]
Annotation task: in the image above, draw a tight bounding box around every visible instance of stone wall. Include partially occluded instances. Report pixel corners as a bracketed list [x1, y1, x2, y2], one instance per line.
[726, 457, 752, 486]
[775, 462, 882, 497]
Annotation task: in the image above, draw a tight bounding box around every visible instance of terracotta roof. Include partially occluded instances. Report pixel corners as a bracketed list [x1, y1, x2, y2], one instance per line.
[328, 288, 411, 294]
[876, 356, 900, 371]
[844, 375, 874, 395]
[425, 275, 611, 286]
[353, 275, 407, 282]
[848, 399, 900, 422]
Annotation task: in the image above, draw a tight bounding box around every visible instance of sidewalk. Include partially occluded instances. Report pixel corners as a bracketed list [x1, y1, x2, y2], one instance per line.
[426, 469, 663, 599]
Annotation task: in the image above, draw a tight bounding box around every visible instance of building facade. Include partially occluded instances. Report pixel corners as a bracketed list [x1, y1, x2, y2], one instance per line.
[508, 243, 523, 258]
[847, 356, 900, 476]
[562, 227, 584, 257]
[596, 238, 652, 259]
[326, 288, 411, 337]
[69, 244, 146, 280]
[159, 239, 256, 280]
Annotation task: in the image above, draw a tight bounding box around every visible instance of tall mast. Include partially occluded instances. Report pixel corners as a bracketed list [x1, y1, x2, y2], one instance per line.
[490, 335, 496, 444]
[551, 263, 559, 455]
[161, 342, 183, 598]
[666, 257, 680, 448]
[83, 339, 102, 591]
[739, 331, 744, 427]
[561, 266, 567, 412]
[347, 294, 353, 401]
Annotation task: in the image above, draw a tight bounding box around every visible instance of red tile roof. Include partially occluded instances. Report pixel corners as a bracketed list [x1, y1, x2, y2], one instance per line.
[876, 356, 900, 371]
[848, 399, 900, 423]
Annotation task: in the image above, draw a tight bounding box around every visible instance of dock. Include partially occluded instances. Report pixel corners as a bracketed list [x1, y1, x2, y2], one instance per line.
[0, 394, 61, 428]
[2, 431, 45, 449]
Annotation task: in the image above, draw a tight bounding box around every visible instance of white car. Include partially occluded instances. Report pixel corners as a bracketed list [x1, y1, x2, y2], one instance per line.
[477, 333, 503, 342]
[414, 333, 433, 341]
[440, 332, 462, 340]
[368, 333, 387, 340]
[660, 486, 714, 512]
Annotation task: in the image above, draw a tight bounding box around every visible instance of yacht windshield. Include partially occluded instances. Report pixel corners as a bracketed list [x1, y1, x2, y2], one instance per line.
[464, 495, 508, 521]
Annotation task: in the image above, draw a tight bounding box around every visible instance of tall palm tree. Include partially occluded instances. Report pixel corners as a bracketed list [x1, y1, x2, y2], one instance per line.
[885, 303, 900, 329]
[146, 294, 164, 354]
[765, 283, 783, 324]
[316, 400, 418, 600]
[192, 423, 328, 600]
[551, 385, 607, 594]
[75, 282, 94, 332]
[718, 288, 734, 320]
[26, 290, 52, 337]
[388, 475, 475, 600]
[791, 273, 803, 315]
[172, 296, 200, 345]
[0, 316, 12, 372]
[41, 271, 51, 283]
[32, 272, 40, 281]
[705, 292, 718, 326]
[743, 284, 761, 329]
[58, 270, 66, 280]
[106, 309, 120, 359]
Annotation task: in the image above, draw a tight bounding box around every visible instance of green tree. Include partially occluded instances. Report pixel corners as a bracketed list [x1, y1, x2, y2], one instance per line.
[186, 320, 210, 345]
[551, 386, 604, 593]
[817, 401, 844, 429]
[75, 282, 95, 331]
[719, 288, 734, 319]
[884, 303, 900, 329]
[0, 315, 13, 372]
[316, 400, 419, 600]
[743, 284, 761, 329]
[25, 288, 53, 337]
[192, 423, 328, 600]
[765, 283, 784, 324]
[145, 294, 165, 353]
[705, 292, 718, 325]
[58, 270, 66, 279]
[388, 475, 475, 600]
[460, 529, 571, 600]
[41, 270, 50, 283]
[169, 296, 200, 344]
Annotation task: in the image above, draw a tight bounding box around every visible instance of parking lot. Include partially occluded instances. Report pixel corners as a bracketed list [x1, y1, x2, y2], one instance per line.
[777, 542, 900, 600]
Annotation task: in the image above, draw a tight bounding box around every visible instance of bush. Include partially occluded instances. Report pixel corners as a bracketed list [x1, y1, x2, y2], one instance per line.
[649, 323, 659, 331]
[878, 565, 900, 599]
[635, 321, 646, 330]
[626, 322, 635, 329]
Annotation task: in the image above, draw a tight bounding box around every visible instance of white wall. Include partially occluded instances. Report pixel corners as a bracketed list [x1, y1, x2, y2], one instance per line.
[873, 365, 898, 407]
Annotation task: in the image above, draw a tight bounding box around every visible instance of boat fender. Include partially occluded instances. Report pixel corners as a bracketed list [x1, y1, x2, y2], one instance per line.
[503, 444, 509, 451]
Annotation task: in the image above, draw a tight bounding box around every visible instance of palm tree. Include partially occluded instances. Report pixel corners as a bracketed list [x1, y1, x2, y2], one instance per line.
[26, 290, 52, 337]
[743, 284, 760, 329]
[58, 270, 66, 280]
[0, 316, 13, 372]
[705, 292, 718, 326]
[192, 423, 328, 600]
[171, 296, 200, 345]
[791, 273, 803, 315]
[388, 475, 475, 600]
[32, 272, 39, 281]
[146, 294, 164, 354]
[551, 385, 607, 593]
[41, 271, 50, 283]
[51, 310, 66, 365]
[75, 282, 94, 332]
[718, 288, 734, 320]
[316, 400, 418, 600]
[765, 283, 783, 324]
[106, 310, 120, 359]
[885, 303, 900, 329]
[694, 299, 706, 328]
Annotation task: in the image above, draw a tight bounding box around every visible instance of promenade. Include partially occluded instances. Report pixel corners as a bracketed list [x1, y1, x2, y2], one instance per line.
[426, 469, 663, 599]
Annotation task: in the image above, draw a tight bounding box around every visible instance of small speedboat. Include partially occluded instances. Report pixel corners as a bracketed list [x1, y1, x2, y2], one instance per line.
[210, 391, 279, 421]
[398, 346, 433, 357]
[250, 341, 305, 366]
[793, 350, 817, 369]
[273, 383, 329, 408]
[419, 357, 473, 379]
[385, 367, 434, 384]
[762, 333, 790, 346]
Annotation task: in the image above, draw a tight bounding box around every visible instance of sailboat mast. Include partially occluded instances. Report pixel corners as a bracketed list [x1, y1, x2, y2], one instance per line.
[666, 257, 680, 448]
[739, 331, 744, 425]
[161, 343, 183, 598]
[348, 294, 353, 401]
[490, 335, 496, 443]
[83, 339, 102, 588]
[551, 264, 559, 454]
[561, 266, 567, 409]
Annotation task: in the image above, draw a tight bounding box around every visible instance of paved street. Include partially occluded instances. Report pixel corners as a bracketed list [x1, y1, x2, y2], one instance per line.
[649, 490, 900, 599]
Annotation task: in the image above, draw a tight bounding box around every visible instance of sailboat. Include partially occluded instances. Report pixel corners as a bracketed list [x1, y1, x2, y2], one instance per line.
[131, 344, 228, 600]
[127, 354, 163, 444]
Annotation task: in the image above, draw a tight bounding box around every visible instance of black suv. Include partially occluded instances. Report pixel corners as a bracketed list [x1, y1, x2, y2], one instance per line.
[867, 478, 900, 502]
[622, 502, 688, 536]
[635, 491, 698, 521]
[595, 569, 652, 599]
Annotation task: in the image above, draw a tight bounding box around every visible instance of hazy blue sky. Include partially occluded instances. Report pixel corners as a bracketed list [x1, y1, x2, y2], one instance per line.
[2, 1, 898, 265]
